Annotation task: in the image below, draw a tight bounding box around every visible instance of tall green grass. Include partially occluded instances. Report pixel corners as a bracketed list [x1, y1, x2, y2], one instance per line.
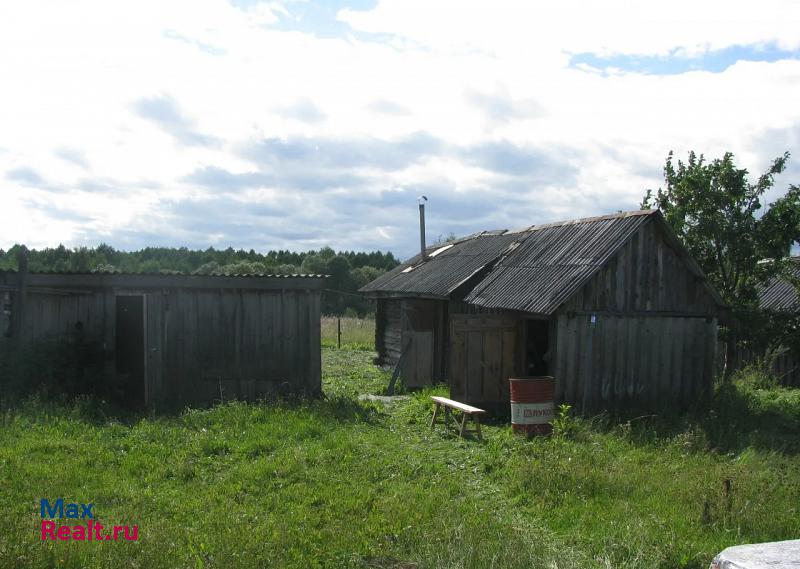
[320, 316, 375, 351]
[0, 352, 798, 568]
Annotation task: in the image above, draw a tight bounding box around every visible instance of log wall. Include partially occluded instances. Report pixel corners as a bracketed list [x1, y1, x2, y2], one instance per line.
[375, 298, 402, 367]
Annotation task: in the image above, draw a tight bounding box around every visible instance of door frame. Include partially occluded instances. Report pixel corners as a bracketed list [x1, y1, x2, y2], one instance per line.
[115, 291, 148, 406]
[519, 315, 553, 377]
[449, 314, 517, 407]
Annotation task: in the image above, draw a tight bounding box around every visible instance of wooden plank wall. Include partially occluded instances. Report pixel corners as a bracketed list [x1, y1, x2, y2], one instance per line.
[448, 300, 505, 315]
[6, 285, 322, 408]
[397, 299, 438, 388]
[17, 291, 107, 344]
[552, 313, 718, 412]
[550, 216, 720, 412]
[449, 314, 517, 410]
[2, 289, 113, 393]
[158, 288, 321, 408]
[0, 291, 10, 349]
[433, 301, 448, 381]
[560, 218, 718, 316]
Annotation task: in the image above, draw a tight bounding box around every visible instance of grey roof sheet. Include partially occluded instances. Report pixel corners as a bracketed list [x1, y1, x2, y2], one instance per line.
[359, 231, 520, 297]
[759, 258, 800, 312]
[0, 269, 325, 278]
[465, 211, 655, 314]
[361, 209, 723, 314]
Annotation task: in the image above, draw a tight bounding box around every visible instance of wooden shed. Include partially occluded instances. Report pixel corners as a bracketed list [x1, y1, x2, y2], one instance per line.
[363, 231, 519, 388]
[0, 265, 325, 408]
[733, 257, 800, 386]
[361, 210, 725, 412]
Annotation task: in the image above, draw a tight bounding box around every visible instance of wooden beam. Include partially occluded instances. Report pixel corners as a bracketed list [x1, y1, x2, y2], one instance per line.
[567, 309, 715, 319]
[8, 273, 325, 291]
[362, 291, 448, 301]
[0, 285, 95, 296]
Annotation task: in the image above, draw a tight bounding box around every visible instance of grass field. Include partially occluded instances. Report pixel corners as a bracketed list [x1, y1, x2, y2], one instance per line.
[0, 350, 799, 568]
[321, 316, 375, 351]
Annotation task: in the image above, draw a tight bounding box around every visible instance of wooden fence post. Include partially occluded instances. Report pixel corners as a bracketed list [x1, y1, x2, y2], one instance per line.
[10, 246, 28, 346]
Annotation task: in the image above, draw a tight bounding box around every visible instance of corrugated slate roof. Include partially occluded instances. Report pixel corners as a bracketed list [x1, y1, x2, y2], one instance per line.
[759, 258, 800, 312]
[361, 209, 723, 314]
[0, 269, 325, 278]
[359, 231, 520, 298]
[465, 211, 654, 314]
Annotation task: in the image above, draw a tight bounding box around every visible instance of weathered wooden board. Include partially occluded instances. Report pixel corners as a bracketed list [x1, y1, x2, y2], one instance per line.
[554, 313, 717, 411]
[560, 218, 718, 316]
[5, 280, 323, 409]
[448, 314, 517, 409]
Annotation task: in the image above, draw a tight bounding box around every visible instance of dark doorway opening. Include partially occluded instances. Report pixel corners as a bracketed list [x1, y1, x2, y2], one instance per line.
[115, 296, 145, 407]
[525, 319, 550, 376]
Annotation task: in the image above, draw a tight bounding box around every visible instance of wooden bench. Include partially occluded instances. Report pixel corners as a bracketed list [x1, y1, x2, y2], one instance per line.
[430, 396, 487, 439]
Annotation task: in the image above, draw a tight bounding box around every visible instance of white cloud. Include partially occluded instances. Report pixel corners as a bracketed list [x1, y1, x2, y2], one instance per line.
[339, 0, 800, 58]
[0, 0, 798, 258]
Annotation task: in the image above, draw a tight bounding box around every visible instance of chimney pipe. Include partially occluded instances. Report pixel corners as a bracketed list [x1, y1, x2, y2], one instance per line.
[418, 196, 427, 260]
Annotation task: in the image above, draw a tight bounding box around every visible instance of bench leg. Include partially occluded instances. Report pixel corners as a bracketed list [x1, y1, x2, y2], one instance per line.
[445, 407, 450, 427]
[459, 413, 468, 437]
[474, 416, 482, 440]
[430, 403, 440, 428]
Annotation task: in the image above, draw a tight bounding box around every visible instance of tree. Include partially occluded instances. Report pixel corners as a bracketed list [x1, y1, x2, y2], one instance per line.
[642, 150, 800, 379]
[192, 261, 220, 275]
[350, 266, 381, 289]
[300, 254, 328, 275]
[323, 256, 356, 314]
[434, 232, 458, 246]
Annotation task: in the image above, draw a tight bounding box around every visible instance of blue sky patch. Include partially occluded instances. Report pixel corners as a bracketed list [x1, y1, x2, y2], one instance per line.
[230, 0, 378, 38]
[570, 44, 800, 75]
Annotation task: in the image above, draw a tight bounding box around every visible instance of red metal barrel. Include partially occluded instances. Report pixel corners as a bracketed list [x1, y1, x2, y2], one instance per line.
[509, 376, 555, 436]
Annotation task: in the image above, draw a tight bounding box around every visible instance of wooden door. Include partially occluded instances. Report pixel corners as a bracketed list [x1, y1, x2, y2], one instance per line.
[115, 295, 146, 408]
[403, 330, 434, 388]
[400, 300, 436, 388]
[449, 315, 516, 408]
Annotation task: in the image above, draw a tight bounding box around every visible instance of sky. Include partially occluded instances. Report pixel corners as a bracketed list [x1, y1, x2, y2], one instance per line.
[1, 0, 800, 260]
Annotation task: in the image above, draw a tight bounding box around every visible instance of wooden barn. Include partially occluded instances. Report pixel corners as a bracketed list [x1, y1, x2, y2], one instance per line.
[733, 257, 800, 386]
[362, 230, 520, 388]
[361, 210, 725, 412]
[0, 262, 324, 408]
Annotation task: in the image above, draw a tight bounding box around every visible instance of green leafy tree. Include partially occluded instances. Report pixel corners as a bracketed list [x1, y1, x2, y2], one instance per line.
[317, 246, 336, 261]
[642, 150, 800, 379]
[323, 256, 357, 314]
[350, 266, 381, 289]
[300, 254, 328, 275]
[215, 261, 270, 275]
[192, 261, 220, 275]
[273, 263, 299, 275]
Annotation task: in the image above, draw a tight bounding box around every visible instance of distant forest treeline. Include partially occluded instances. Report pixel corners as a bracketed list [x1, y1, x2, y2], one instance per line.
[0, 244, 399, 316]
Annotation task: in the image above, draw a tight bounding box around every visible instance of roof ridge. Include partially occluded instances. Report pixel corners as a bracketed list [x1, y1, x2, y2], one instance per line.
[521, 209, 657, 233]
[0, 270, 326, 278]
